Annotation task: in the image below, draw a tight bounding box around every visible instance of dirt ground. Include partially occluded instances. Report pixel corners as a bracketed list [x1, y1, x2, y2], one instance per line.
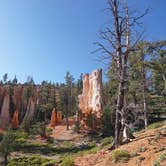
[74, 125, 166, 166]
[50, 118, 82, 141]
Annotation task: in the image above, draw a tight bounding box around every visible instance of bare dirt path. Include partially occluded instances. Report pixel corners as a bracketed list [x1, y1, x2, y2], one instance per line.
[51, 118, 80, 141]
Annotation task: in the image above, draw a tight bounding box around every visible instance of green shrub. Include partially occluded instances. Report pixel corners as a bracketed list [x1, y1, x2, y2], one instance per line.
[46, 128, 53, 136]
[0, 130, 22, 165]
[0, 131, 26, 164]
[111, 149, 130, 162]
[60, 156, 74, 166]
[47, 137, 54, 144]
[74, 121, 80, 133]
[7, 156, 55, 166]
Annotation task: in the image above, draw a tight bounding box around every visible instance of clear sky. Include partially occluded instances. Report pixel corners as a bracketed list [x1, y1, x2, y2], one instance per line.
[0, 0, 165, 83]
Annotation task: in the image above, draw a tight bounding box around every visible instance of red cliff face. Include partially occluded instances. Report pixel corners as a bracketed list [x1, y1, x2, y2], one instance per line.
[11, 110, 19, 129]
[78, 69, 103, 129]
[0, 87, 10, 129]
[13, 85, 23, 111]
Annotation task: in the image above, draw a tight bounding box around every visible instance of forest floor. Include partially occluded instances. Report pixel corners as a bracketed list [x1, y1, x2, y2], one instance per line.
[0, 120, 165, 166]
[45, 119, 166, 166]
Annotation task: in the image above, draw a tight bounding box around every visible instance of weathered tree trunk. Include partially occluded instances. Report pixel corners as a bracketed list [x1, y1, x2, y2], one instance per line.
[143, 84, 148, 128]
[115, 77, 124, 147]
[141, 54, 148, 128]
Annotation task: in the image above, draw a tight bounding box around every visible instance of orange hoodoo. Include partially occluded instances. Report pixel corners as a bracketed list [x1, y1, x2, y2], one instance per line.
[11, 110, 19, 129]
[50, 108, 57, 127]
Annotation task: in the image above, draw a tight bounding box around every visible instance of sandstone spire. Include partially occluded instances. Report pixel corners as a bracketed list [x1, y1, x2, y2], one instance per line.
[78, 69, 103, 129]
[50, 108, 57, 127]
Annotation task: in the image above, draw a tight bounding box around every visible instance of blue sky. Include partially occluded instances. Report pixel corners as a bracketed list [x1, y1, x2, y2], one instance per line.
[0, 0, 165, 83]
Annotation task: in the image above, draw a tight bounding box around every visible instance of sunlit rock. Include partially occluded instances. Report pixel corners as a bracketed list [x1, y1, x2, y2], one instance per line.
[50, 108, 57, 127]
[78, 69, 103, 129]
[0, 88, 10, 129]
[11, 110, 19, 129]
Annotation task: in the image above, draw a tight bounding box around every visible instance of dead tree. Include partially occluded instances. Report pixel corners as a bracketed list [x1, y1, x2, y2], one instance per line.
[95, 0, 148, 147]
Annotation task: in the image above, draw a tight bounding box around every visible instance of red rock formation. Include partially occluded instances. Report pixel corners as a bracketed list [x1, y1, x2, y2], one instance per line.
[78, 69, 103, 129]
[23, 96, 36, 130]
[0, 88, 10, 129]
[0, 86, 6, 114]
[13, 85, 23, 111]
[50, 108, 57, 127]
[11, 110, 19, 129]
[57, 111, 62, 124]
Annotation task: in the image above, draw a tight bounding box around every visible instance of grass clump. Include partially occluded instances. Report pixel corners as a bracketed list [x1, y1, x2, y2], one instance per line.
[7, 156, 55, 166]
[62, 141, 74, 149]
[153, 150, 166, 166]
[60, 156, 74, 166]
[147, 121, 165, 129]
[138, 146, 147, 153]
[101, 136, 114, 147]
[130, 151, 138, 157]
[111, 149, 130, 162]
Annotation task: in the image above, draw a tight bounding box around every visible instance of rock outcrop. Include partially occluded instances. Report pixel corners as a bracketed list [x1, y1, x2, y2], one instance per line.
[13, 85, 23, 111]
[50, 108, 57, 127]
[0, 84, 62, 129]
[57, 111, 62, 123]
[11, 110, 19, 129]
[78, 69, 103, 129]
[0, 88, 10, 129]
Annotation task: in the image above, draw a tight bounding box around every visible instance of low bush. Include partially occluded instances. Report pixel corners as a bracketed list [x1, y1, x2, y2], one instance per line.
[7, 156, 55, 166]
[111, 149, 130, 162]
